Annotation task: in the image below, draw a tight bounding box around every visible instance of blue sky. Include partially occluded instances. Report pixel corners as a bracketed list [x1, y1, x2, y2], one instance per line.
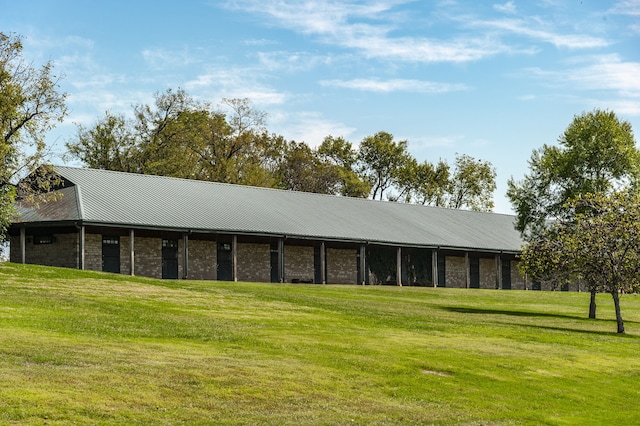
[1, 0, 639, 213]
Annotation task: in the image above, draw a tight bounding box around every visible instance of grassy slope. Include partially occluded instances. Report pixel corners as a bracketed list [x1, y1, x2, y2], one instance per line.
[1, 263, 640, 425]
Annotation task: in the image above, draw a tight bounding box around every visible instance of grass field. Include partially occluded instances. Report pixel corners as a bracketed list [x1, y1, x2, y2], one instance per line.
[1, 262, 640, 425]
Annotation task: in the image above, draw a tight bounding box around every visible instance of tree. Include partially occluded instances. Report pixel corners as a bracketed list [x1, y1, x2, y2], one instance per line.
[65, 112, 139, 172]
[317, 136, 370, 197]
[507, 109, 639, 241]
[393, 158, 450, 206]
[520, 191, 640, 333]
[0, 32, 67, 241]
[446, 154, 496, 211]
[358, 131, 410, 200]
[275, 140, 341, 194]
[508, 109, 639, 319]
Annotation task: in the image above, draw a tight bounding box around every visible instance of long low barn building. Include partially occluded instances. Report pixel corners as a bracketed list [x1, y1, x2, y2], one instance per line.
[10, 166, 533, 289]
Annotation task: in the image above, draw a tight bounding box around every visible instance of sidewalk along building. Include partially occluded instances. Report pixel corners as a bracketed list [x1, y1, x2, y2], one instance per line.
[10, 166, 532, 289]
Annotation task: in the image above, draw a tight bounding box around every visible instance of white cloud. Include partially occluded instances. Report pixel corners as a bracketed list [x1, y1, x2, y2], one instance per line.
[470, 18, 609, 49]
[256, 51, 335, 72]
[526, 55, 640, 115]
[141, 47, 203, 70]
[269, 110, 357, 147]
[609, 0, 640, 16]
[319, 78, 468, 93]
[226, 0, 510, 63]
[493, 1, 517, 14]
[185, 67, 288, 106]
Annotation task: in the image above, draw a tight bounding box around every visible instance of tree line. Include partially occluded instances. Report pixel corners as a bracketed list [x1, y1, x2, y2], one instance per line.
[64, 88, 497, 211]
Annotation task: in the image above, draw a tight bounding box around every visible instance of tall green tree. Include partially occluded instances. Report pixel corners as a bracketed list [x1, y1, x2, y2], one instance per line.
[520, 191, 640, 333]
[446, 154, 496, 211]
[358, 131, 410, 200]
[317, 135, 370, 198]
[65, 112, 139, 172]
[509, 109, 639, 318]
[507, 109, 639, 241]
[0, 32, 67, 241]
[275, 140, 341, 194]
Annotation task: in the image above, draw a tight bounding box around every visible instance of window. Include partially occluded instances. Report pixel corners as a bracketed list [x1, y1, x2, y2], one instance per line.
[163, 239, 179, 248]
[34, 235, 54, 245]
[102, 236, 119, 245]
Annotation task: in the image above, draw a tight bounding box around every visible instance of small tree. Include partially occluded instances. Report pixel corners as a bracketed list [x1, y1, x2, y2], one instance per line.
[520, 191, 640, 333]
[0, 32, 67, 241]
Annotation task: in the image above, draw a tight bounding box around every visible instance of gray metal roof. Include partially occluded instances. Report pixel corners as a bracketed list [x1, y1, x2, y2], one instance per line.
[14, 166, 524, 252]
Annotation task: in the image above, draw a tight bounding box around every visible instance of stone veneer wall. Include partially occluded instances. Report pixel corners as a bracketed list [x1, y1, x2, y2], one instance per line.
[510, 260, 526, 290]
[134, 237, 162, 279]
[237, 243, 270, 282]
[445, 256, 467, 288]
[327, 248, 356, 284]
[285, 245, 315, 282]
[11, 232, 79, 268]
[185, 239, 217, 280]
[479, 258, 498, 289]
[84, 233, 102, 271]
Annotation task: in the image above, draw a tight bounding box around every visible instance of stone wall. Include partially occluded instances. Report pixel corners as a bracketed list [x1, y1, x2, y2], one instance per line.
[135, 237, 162, 279]
[85, 233, 102, 271]
[285, 245, 315, 283]
[445, 256, 467, 288]
[11, 232, 79, 268]
[510, 260, 526, 290]
[237, 243, 270, 282]
[479, 257, 498, 289]
[186, 239, 217, 280]
[327, 248, 356, 284]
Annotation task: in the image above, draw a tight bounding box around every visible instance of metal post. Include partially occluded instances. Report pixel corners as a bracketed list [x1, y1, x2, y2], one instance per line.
[182, 232, 189, 279]
[20, 227, 26, 264]
[396, 247, 402, 286]
[465, 252, 470, 289]
[79, 225, 85, 270]
[320, 241, 326, 284]
[432, 250, 438, 288]
[129, 229, 135, 276]
[232, 235, 238, 282]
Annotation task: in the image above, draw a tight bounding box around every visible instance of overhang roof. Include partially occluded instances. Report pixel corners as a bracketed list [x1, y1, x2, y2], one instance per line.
[13, 166, 524, 253]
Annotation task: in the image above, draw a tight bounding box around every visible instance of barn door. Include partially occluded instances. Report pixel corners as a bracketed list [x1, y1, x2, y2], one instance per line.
[102, 236, 120, 273]
[162, 239, 179, 279]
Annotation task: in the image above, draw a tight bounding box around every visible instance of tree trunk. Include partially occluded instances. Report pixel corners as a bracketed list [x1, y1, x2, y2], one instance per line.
[611, 290, 625, 334]
[589, 289, 597, 319]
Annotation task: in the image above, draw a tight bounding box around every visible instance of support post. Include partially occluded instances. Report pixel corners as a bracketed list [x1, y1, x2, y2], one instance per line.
[278, 238, 285, 283]
[129, 229, 135, 276]
[320, 241, 326, 284]
[465, 252, 470, 289]
[182, 232, 189, 279]
[20, 227, 26, 264]
[78, 225, 85, 270]
[232, 235, 238, 282]
[495, 254, 502, 290]
[396, 247, 402, 286]
[359, 244, 366, 285]
[432, 250, 438, 288]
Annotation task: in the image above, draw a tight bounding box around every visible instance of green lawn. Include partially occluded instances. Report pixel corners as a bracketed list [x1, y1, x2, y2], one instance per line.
[1, 263, 639, 425]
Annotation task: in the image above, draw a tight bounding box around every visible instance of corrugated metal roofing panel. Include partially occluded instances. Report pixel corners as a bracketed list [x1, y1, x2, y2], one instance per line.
[16, 166, 524, 252]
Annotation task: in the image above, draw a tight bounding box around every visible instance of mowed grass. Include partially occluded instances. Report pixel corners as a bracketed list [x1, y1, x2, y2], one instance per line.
[1, 263, 640, 425]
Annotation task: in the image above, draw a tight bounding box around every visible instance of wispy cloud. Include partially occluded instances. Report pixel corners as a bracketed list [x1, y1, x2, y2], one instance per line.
[527, 54, 640, 115]
[319, 78, 468, 93]
[270, 110, 356, 147]
[185, 67, 288, 106]
[469, 18, 609, 49]
[257, 51, 335, 72]
[226, 0, 510, 63]
[608, 0, 640, 16]
[493, 1, 516, 14]
[142, 47, 203, 70]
